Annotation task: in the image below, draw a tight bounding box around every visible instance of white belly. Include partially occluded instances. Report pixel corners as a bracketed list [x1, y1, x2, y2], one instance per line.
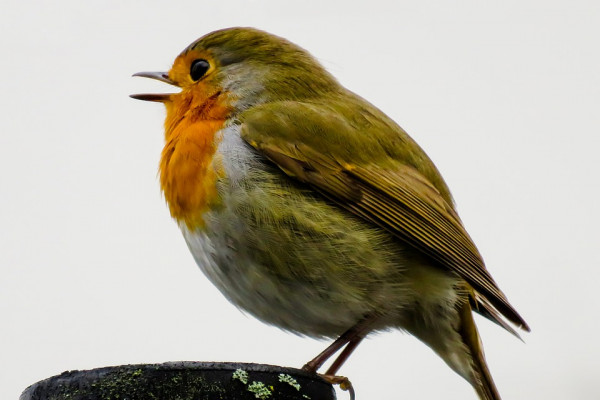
[179, 126, 460, 338]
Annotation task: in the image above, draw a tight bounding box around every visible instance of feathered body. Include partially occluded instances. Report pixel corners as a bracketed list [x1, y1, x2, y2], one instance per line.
[132, 27, 529, 400]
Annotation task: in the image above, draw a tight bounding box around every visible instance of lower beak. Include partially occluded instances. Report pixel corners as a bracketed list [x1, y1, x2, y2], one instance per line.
[130, 93, 172, 102]
[130, 71, 179, 102]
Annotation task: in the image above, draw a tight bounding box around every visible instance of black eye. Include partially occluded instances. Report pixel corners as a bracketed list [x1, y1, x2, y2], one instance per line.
[190, 59, 210, 81]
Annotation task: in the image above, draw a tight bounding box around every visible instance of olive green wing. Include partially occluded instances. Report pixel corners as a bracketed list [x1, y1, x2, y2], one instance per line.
[239, 101, 529, 332]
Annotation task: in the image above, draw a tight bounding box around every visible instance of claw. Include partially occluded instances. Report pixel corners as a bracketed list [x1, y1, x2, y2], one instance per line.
[319, 374, 356, 400]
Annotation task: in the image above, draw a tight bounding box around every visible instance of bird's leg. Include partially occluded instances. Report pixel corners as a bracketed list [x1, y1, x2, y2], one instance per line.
[302, 317, 374, 400]
[325, 336, 363, 375]
[317, 338, 362, 400]
[302, 324, 363, 372]
[303, 316, 373, 372]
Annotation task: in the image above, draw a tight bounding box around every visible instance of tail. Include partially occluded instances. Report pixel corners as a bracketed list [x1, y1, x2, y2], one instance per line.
[458, 300, 502, 400]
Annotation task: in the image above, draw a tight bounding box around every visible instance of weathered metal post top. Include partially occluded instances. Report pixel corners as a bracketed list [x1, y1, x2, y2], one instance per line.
[20, 362, 337, 400]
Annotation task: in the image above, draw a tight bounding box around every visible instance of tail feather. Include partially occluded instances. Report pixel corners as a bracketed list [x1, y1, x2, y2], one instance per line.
[458, 299, 502, 400]
[471, 294, 522, 341]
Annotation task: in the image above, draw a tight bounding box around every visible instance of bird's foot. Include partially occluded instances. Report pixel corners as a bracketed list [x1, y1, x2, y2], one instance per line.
[318, 374, 355, 400]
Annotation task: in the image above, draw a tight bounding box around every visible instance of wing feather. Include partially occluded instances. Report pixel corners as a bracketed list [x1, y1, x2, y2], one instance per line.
[240, 102, 529, 332]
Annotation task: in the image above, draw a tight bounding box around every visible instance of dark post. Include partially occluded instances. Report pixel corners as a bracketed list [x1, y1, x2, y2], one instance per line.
[20, 362, 337, 400]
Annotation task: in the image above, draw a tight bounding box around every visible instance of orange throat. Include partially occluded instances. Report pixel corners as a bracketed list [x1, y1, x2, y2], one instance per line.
[159, 91, 229, 230]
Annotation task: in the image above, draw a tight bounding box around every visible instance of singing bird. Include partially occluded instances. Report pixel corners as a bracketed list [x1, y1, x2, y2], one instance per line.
[131, 27, 529, 399]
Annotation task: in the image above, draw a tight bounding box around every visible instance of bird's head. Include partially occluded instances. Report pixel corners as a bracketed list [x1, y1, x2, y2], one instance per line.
[131, 27, 340, 122]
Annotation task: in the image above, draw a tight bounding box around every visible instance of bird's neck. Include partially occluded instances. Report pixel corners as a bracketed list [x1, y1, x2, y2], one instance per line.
[159, 92, 230, 230]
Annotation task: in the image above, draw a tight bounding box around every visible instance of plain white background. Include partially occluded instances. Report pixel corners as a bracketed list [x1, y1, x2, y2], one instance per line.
[1, 1, 598, 399]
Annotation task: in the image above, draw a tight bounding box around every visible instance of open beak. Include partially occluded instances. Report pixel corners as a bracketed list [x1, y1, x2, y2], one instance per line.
[130, 71, 179, 102]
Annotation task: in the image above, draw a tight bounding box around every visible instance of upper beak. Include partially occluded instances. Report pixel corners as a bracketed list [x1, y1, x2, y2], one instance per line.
[130, 71, 179, 102]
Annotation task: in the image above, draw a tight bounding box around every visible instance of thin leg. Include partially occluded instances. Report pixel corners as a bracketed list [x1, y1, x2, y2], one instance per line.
[303, 316, 374, 373]
[325, 336, 364, 375]
[302, 326, 360, 372]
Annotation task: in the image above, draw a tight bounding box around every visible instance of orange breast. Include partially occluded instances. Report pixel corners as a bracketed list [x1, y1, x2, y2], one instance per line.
[160, 90, 230, 229]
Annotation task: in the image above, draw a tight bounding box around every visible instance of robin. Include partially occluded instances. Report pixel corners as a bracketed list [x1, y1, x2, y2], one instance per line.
[131, 27, 529, 400]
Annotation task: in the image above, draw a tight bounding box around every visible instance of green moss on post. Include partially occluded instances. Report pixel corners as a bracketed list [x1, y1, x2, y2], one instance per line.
[20, 362, 336, 400]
